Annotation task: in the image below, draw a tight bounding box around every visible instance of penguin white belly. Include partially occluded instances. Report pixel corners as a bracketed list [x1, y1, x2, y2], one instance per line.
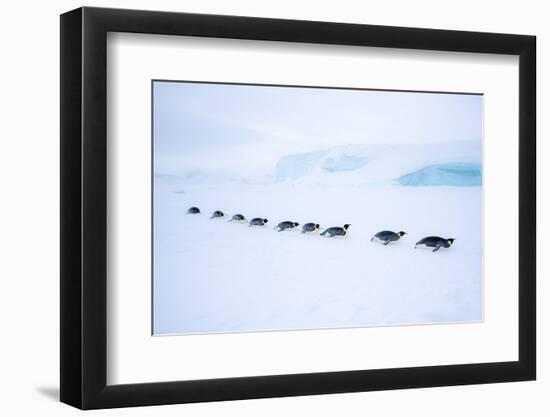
[414, 243, 430, 250]
[334, 232, 348, 239]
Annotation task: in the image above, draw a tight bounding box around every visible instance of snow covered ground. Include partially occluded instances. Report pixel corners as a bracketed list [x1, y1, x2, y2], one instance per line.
[153, 175, 483, 335]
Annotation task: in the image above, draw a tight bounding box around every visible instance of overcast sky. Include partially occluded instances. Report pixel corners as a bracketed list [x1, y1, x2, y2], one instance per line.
[153, 81, 482, 178]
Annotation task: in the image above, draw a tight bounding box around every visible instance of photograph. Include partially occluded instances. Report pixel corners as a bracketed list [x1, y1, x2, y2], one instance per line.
[54, 4, 538, 410]
[152, 80, 483, 336]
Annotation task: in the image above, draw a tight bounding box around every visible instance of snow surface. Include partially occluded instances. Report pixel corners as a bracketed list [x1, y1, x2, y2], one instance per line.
[153, 172, 482, 335]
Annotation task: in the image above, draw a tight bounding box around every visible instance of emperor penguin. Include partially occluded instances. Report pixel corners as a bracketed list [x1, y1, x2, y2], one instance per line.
[415, 236, 455, 252]
[274, 221, 300, 232]
[249, 218, 268, 227]
[320, 224, 351, 237]
[210, 210, 224, 219]
[229, 214, 246, 223]
[371, 230, 407, 245]
[187, 206, 200, 214]
[301, 223, 320, 234]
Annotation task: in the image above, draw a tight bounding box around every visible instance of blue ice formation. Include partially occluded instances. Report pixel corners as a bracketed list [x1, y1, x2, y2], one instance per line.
[321, 155, 369, 172]
[275, 150, 327, 181]
[274, 142, 482, 185]
[275, 149, 369, 180]
[398, 163, 482, 186]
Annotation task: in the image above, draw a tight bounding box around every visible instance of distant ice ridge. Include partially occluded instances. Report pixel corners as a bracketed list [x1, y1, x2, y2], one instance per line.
[275, 141, 481, 186]
[398, 163, 482, 186]
[154, 171, 274, 187]
[273, 150, 328, 180]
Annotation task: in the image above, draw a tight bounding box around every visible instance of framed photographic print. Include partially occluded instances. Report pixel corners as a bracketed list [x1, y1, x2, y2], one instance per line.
[60, 7, 536, 409]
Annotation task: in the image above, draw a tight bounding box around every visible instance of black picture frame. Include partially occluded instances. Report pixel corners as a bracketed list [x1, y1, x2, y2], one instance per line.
[60, 6, 536, 410]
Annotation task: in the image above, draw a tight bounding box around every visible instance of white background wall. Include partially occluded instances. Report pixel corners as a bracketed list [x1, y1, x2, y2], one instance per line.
[0, 0, 545, 415]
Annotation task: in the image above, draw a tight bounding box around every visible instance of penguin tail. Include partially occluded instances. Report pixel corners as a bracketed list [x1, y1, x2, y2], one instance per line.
[320, 230, 327, 236]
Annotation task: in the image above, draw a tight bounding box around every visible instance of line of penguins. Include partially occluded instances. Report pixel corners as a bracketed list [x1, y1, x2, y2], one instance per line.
[187, 206, 456, 252]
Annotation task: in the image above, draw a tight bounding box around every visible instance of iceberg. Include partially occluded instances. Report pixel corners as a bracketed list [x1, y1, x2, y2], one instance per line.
[321, 154, 369, 172]
[398, 163, 482, 186]
[275, 150, 328, 181]
[274, 141, 481, 186]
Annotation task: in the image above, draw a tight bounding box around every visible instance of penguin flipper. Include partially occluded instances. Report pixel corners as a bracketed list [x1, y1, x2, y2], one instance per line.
[432, 245, 441, 252]
[383, 240, 390, 245]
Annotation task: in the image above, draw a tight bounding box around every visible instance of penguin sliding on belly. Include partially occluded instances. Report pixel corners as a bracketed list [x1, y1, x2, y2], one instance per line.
[187, 206, 200, 214]
[249, 218, 268, 227]
[320, 224, 350, 238]
[229, 214, 246, 223]
[274, 221, 299, 232]
[371, 230, 407, 245]
[301, 223, 320, 234]
[210, 210, 224, 219]
[415, 236, 455, 252]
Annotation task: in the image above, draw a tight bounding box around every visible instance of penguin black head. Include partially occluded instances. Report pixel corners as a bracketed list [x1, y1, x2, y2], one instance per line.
[399, 231, 407, 236]
[315, 224, 320, 229]
[294, 222, 299, 227]
[343, 224, 351, 230]
[447, 238, 455, 245]
[263, 219, 268, 223]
